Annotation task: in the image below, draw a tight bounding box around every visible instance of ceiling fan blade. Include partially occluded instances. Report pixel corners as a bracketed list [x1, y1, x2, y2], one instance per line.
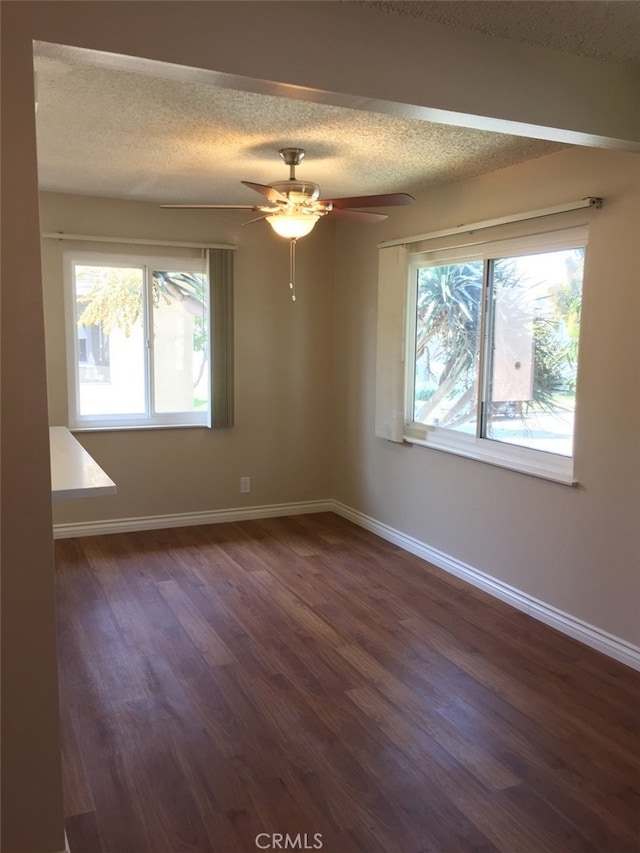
[241, 181, 289, 204]
[322, 192, 415, 210]
[327, 208, 388, 223]
[161, 203, 258, 209]
[242, 213, 272, 226]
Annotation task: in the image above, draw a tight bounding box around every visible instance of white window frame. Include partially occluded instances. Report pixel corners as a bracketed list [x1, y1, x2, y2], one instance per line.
[403, 226, 589, 484]
[64, 250, 210, 430]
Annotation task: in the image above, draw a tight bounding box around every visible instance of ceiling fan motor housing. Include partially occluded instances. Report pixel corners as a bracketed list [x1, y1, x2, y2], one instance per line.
[271, 180, 321, 205]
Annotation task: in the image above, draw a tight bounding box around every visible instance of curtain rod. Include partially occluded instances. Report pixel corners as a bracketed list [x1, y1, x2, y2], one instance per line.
[41, 231, 236, 251]
[378, 197, 602, 249]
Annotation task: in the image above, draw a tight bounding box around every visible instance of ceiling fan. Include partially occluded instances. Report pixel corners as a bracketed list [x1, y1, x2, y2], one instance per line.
[162, 147, 414, 237]
[162, 147, 414, 299]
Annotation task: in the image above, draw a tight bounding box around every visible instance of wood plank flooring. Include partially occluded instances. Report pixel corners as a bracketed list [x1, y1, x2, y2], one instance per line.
[55, 513, 640, 853]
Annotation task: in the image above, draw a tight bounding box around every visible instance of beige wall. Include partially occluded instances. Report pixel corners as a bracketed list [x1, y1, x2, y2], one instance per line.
[333, 145, 640, 647]
[2, 2, 637, 850]
[1, 17, 66, 853]
[40, 193, 335, 525]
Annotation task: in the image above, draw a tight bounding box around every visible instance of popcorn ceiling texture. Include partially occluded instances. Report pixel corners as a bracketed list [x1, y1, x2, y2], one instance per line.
[35, 56, 562, 205]
[35, 1, 638, 205]
[364, 1, 640, 69]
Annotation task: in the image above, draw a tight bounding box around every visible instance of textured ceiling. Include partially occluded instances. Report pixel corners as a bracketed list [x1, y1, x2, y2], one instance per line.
[370, 1, 640, 68]
[34, 1, 637, 206]
[34, 54, 563, 205]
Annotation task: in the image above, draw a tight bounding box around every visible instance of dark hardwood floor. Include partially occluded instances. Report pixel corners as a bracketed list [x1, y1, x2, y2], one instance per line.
[55, 513, 640, 853]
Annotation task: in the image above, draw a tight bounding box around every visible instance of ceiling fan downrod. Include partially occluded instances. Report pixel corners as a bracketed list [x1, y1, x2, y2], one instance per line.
[279, 147, 306, 180]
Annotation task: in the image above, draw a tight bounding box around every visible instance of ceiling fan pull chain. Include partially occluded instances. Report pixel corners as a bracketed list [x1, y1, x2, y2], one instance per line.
[289, 238, 297, 302]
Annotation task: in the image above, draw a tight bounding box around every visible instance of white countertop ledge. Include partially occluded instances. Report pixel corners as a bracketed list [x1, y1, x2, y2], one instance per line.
[50, 426, 117, 500]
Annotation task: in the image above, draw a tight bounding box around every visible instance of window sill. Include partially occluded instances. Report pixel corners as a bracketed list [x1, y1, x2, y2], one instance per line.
[69, 422, 210, 433]
[403, 427, 577, 486]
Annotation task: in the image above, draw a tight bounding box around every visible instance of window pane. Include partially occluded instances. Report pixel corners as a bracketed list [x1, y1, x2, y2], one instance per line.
[152, 271, 208, 414]
[74, 264, 146, 416]
[413, 262, 483, 432]
[484, 248, 584, 456]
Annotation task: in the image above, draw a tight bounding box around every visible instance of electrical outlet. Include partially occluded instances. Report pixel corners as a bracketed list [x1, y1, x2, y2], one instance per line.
[240, 476, 251, 494]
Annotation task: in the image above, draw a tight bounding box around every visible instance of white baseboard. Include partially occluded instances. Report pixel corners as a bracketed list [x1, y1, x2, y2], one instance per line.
[53, 497, 639, 671]
[331, 501, 640, 672]
[53, 499, 334, 540]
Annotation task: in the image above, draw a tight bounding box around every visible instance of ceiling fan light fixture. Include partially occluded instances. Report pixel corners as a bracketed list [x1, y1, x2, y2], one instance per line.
[266, 212, 320, 239]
